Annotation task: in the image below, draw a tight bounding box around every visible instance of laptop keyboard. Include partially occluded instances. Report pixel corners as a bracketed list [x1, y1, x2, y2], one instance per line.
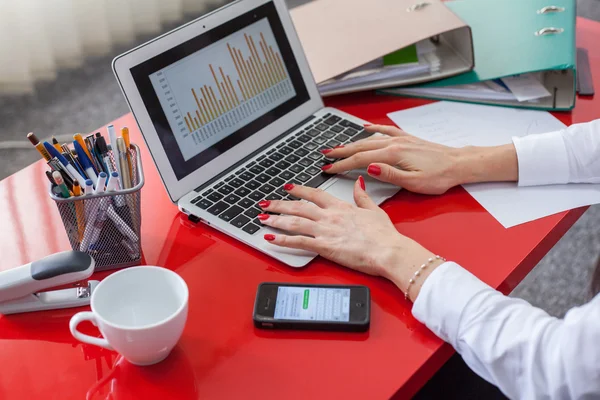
[189, 113, 371, 235]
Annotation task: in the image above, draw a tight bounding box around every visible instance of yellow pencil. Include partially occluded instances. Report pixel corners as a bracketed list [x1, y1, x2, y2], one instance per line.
[121, 127, 133, 182]
[27, 132, 52, 161]
[51, 136, 63, 152]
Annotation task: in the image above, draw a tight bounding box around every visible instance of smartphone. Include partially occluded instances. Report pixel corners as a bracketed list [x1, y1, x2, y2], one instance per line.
[253, 283, 370, 332]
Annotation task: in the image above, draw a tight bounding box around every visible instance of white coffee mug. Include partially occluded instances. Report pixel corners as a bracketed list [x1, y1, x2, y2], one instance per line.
[70, 266, 188, 366]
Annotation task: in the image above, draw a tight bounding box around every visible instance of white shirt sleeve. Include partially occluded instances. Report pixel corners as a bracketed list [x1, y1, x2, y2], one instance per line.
[512, 119, 600, 186]
[412, 262, 600, 399]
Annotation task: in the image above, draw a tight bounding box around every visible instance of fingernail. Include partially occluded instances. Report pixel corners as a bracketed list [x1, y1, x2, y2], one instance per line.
[257, 214, 270, 221]
[321, 148, 332, 154]
[258, 200, 271, 208]
[321, 164, 333, 171]
[363, 123, 372, 127]
[358, 176, 366, 190]
[284, 183, 295, 191]
[367, 165, 381, 176]
[334, 145, 344, 149]
[264, 234, 275, 241]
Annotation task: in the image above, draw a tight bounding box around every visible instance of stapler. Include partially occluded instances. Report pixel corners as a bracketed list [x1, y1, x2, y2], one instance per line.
[0, 251, 99, 315]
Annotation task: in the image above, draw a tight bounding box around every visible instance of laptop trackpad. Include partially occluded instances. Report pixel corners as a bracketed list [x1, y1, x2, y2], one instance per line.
[324, 170, 400, 205]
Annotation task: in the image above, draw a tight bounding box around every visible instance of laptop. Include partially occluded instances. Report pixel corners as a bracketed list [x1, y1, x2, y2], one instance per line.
[113, 0, 399, 267]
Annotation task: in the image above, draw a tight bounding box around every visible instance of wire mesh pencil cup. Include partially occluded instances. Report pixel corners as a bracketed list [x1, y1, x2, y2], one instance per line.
[49, 144, 145, 271]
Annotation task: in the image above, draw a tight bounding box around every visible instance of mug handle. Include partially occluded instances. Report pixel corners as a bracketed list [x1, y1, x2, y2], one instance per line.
[70, 312, 114, 350]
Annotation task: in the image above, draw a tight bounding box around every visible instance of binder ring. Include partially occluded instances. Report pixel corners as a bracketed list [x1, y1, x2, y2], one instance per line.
[407, 2, 430, 12]
[535, 27, 564, 36]
[537, 6, 566, 14]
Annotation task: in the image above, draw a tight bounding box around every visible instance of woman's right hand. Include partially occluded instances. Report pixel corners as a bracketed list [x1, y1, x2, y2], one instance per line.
[321, 124, 467, 195]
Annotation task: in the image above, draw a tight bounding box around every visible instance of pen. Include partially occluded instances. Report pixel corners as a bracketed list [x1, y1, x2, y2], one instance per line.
[116, 138, 132, 189]
[95, 133, 114, 178]
[45, 171, 56, 185]
[107, 125, 123, 188]
[51, 137, 63, 152]
[27, 133, 52, 162]
[84, 179, 94, 195]
[106, 171, 119, 192]
[121, 127, 133, 181]
[74, 133, 93, 162]
[62, 150, 87, 181]
[43, 142, 87, 187]
[72, 180, 85, 241]
[94, 172, 107, 194]
[53, 171, 71, 198]
[74, 140, 98, 185]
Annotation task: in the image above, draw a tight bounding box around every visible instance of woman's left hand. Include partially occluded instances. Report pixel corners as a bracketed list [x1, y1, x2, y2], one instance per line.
[257, 180, 436, 289]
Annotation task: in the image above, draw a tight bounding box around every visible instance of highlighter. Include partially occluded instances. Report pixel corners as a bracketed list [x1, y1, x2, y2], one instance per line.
[27, 133, 52, 161]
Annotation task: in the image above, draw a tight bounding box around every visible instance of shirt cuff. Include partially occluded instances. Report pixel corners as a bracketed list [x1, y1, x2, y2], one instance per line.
[512, 131, 570, 186]
[412, 262, 492, 349]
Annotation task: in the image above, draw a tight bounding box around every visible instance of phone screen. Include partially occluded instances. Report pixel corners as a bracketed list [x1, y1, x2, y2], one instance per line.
[274, 286, 351, 322]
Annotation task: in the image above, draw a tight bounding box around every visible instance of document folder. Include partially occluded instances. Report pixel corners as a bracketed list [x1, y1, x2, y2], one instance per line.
[289, 0, 474, 97]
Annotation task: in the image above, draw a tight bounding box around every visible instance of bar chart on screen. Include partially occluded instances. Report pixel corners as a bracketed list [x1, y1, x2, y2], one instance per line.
[150, 18, 296, 161]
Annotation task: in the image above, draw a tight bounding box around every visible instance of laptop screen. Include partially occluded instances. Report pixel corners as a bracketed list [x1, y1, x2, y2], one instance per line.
[131, 2, 310, 180]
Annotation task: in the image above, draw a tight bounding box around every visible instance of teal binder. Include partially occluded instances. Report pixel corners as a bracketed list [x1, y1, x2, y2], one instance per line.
[380, 0, 576, 111]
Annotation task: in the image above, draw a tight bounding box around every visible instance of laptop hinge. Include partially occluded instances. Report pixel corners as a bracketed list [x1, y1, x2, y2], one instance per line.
[194, 115, 316, 193]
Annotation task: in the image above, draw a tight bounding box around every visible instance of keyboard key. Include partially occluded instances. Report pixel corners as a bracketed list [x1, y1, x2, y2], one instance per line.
[240, 171, 255, 181]
[335, 133, 350, 142]
[249, 165, 264, 174]
[279, 170, 294, 180]
[323, 115, 342, 125]
[269, 152, 284, 161]
[197, 199, 213, 210]
[297, 134, 311, 143]
[229, 178, 244, 188]
[238, 198, 254, 208]
[344, 127, 359, 137]
[305, 142, 318, 151]
[245, 208, 260, 218]
[276, 142, 285, 148]
[191, 196, 202, 204]
[219, 205, 243, 221]
[249, 191, 264, 201]
[299, 158, 313, 167]
[269, 177, 285, 186]
[224, 194, 241, 204]
[330, 125, 344, 133]
[266, 194, 283, 201]
[339, 120, 362, 130]
[308, 152, 323, 161]
[259, 158, 275, 168]
[234, 187, 251, 197]
[225, 175, 234, 182]
[289, 164, 304, 173]
[207, 192, 224, 202]
[247, 161, 256, 167]
[231, 215, 251, 228]
[315, 123, 328, 131]
[257, 155, 266, 161]
[296, 173, 311, 182]
[267, 148, 275, 154]
[279, 146, 293, 155]
[350, 129, 371, 142]
[322, 131, 335, 139]
[288, 140, 302, 149]
[285, 154, 300, 163]
[314, 160, 328, 168]
[306, 128, 320, 137]
[306, 167, 321, 175]
[256, 174, 271, 183]
[295, 148, 309, 157]
[265, 167, 281, 176]
[242, 223, 261, 235]
[246, 180, 261, 190]
[259, 183, 276, 194]
[326, 140, 341, 148]
[275, 160, 291, 170]
[305, 172, 333, 189]
[313, 136, 327, 145]
[207, 201, 229, 216]
[201, 189, 213, 197]
[215, 182, 224, 189]
[275, 187, 288, 196]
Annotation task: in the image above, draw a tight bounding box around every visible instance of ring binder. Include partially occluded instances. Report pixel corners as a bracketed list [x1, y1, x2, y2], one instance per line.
[535, 27, 564, 36]
[538, 5, 566, 14]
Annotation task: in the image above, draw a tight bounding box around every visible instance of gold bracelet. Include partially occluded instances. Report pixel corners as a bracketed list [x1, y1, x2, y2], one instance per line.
[404, 255, 446, 301]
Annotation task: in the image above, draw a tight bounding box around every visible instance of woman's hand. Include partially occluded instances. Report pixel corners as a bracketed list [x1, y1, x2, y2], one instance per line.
[258, 180, 441, 300]
[321, 124, 518, 194]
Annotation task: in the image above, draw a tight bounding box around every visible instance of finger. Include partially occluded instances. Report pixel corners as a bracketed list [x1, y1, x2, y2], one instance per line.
[322, 148, 394, 174]
[258, 214, 320, 236]
[367, 163, 413, 187]
[258, 199, 323, 221]
[284, 184, 344, 209]
[323, 136, 391, 159]
[364, 124, 407, 137]
[264, 233, 323, 253]
[353, 176, 379, 211]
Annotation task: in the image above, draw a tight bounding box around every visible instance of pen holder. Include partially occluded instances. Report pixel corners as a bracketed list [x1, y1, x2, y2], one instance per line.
[49, 144, 145, 271]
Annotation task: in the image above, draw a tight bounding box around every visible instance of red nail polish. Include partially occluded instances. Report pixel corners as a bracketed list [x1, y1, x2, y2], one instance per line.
[334, 145, 344, 149]
[264, 234, 275, 241]
[363, 123, 372, 127]
[321, 164, 333, 171]
[258, 200, 271, 208]
[321, 148, 332, 154]
[257, 214, 270, 221]
[358, 176, 366, 190]
[367, 165, 381, 176]
[284, 183, 295, 191]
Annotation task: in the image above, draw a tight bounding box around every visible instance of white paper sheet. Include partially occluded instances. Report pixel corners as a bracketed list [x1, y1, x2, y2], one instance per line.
[501, 74, 551, 102]
[387, 102, 600, 228]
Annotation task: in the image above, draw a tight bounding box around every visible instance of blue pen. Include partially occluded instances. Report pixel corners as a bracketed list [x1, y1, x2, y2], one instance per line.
[74, 141, 98, 185]
[43, 142, 87, 186]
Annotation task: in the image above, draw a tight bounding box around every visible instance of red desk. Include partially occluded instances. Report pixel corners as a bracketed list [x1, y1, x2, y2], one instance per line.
[0, 17, 598, 400]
